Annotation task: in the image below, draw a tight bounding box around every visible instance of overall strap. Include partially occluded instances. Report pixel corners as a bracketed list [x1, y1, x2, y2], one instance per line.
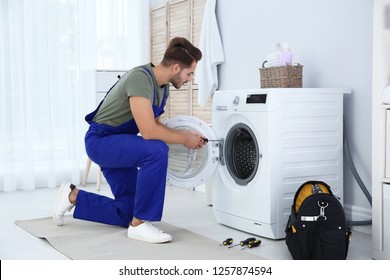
[84, 74, 123, 124]
[142, 67, 168, 107]
[142, 67, 157, 105]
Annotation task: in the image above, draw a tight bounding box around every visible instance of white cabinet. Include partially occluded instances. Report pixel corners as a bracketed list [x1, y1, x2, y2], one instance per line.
[386, 111, 390, 178]
[372, 0, 390, 260]
[384, 184, 390, 252]
[95, 70, 127, 105]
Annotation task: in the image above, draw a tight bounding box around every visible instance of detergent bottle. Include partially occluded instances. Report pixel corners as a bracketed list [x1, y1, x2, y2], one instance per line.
[279, 42, 292, 66]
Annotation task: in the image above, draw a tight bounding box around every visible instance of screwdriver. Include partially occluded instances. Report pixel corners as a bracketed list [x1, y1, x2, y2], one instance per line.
[241, 237, 256, 246]
[228, 237, 256, 248]
[220, 238, 233, 246]
[200, 137, 219, 143]
[245, 239, 261, 249]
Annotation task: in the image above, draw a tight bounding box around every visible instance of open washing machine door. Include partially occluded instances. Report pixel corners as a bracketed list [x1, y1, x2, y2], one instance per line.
[162, 115, 219, 188]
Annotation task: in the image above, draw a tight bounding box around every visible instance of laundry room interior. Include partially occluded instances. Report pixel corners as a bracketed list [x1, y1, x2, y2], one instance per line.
[1, 0, 390, 264]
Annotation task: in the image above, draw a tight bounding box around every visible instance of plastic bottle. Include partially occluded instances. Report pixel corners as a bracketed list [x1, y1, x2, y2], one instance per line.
[279, 42, 292, 66]
[265, 43, 282, 67]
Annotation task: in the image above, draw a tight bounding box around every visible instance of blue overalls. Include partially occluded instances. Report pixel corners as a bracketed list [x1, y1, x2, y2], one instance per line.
[73, 68, 169, 227]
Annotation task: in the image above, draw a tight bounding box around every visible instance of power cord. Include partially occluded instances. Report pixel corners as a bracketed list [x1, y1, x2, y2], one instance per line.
[343, 117, 372, 226]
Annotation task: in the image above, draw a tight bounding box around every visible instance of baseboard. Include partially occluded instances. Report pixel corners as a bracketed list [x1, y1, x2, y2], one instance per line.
[344, 203, 372, 234]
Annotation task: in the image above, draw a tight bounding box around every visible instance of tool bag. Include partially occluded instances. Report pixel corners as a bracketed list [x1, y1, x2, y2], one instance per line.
[285, 180, 352, 260]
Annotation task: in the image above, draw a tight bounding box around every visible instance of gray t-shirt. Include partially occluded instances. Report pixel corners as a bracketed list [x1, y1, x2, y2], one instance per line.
[93, 63, 169, 127]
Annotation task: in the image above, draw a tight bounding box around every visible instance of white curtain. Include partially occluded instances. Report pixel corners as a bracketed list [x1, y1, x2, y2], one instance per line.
[96, 0, 150, 69]
[0, 0, 149, 192]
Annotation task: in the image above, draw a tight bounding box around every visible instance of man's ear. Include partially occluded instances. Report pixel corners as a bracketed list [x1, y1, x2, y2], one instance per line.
[171, 63, 181, 74]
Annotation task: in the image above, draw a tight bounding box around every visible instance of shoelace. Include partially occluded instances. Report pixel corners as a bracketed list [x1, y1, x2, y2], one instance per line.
[144, 222, 165, 235]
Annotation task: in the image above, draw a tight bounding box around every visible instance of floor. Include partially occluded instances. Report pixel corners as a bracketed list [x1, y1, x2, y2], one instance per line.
[0, 183, 373, 260]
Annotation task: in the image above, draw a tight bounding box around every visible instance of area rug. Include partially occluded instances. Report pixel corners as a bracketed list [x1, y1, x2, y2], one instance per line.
[15, 216, 263, 260]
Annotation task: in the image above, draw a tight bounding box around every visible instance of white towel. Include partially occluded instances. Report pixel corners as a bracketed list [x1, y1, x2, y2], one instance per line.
[196, 0, 224, 107]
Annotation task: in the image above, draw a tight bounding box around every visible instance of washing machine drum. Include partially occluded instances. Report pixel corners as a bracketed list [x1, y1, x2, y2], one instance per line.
[163, 116, 260, 188]
[224, 123, 260, 186]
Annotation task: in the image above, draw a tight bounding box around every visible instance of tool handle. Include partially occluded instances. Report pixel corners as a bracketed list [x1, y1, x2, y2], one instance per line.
[240, 237, 256, 246]
[200, 137, 209, 143]
[222, 238, 233, 246]
[248, 240, 261, 248]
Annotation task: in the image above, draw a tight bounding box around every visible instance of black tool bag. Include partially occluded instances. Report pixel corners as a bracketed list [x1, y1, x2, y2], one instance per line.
[285, 181, 352, 260]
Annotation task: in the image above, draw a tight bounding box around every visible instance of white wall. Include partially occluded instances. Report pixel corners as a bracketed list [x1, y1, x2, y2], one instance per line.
[96, 0, 150, 69]
[215, 0, 373, 221]
[150, 0, 166, 7]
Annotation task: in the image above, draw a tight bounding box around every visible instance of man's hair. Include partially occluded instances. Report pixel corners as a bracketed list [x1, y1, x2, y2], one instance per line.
[161, 37, 202, 68]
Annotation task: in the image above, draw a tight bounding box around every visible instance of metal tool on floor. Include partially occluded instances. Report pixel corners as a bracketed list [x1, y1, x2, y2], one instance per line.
[242, 239, 261, 249]
[220, 238, 233, 246]
[228, 237, 256, 248]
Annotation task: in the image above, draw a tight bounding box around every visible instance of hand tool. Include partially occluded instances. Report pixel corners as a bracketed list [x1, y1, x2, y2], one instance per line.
[242, 239, 261, 249]
[220, 238, 233, 246]
[228, 237, 256, 248]
[240, 237, 256, 246]
[200, 137, 219, 143]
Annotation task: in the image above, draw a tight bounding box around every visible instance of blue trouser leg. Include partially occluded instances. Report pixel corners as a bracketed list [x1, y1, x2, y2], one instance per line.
[74, 167, 137, 227]
[74, 132, 169, 227]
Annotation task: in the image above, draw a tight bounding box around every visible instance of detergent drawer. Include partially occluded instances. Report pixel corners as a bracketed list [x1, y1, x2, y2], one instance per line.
[212, 90, 270, 112]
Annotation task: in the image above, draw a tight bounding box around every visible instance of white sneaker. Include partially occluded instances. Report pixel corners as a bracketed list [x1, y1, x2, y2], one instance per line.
[53, 182, 74, 226]
[127, 222, 172, 243]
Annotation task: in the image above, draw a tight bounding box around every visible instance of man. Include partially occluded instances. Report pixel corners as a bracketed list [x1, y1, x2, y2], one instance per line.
[53, 37, 205, 243]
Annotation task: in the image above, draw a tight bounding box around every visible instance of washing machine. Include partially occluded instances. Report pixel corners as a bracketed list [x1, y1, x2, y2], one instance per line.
[163, 88, 349, 239]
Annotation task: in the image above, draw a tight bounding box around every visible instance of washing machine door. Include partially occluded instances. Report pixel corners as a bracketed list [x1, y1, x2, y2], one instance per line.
[162, 115, 219, 188]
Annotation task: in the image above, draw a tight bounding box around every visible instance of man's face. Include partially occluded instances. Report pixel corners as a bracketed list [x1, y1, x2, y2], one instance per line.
[170, 61, 197, 89]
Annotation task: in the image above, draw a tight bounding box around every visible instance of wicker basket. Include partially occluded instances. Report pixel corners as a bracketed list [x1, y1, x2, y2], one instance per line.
[259, 62, 303, 88]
